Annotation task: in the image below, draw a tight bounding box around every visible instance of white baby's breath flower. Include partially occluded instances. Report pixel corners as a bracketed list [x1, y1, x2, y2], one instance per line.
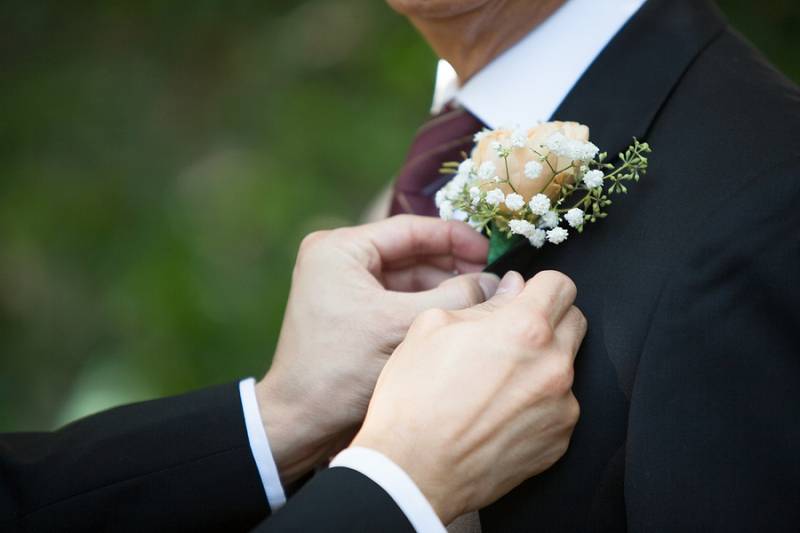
[564, 208, 585, 228]
[529, 228, 547, 248]
[528, 193, 551, 216]
[468, 217, 484, 231]
[452, 209, 469, 222]
[539, 210, 560, 229]
[544, 132, 598, 161]
[439, 200, 454, 220]
[435, 189, 446, 208]
[485, 188, 505, 206]
[453, 173, 468, 188]
[583, 169, 604, 189]
[508, 219, 536, 238]
[478, 161, 497, 181]
[447, 174, 467, 198]
[524, 160, 543, 180]
[573, 141, 599, 161]
[474, 129, 491, 143]
[546, 227, 569, 244]
[544, 132, 568, 154]
[492, 141, 512, 158]
[457, 159, 475, 177]
[511, 128, 528, 148]
[504, 193, 525, 212]
[469, 186, 482, 206]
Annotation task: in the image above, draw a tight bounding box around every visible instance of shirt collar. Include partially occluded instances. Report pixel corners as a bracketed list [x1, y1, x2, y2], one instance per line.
[431, 0, 647, 128]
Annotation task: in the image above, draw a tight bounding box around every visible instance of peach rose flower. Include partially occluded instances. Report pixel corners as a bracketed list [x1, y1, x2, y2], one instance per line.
[471, 121, 591, 203]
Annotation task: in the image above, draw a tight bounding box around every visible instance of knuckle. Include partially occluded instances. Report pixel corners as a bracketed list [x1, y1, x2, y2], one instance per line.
[544, 362, 575, 395]
[534, 270, 577, 301]
[295, 231, 331, 274]
[298, 230, 329, 255]
[329, 227, 358, 242]
[574, 307, 588, 334]
[413, 308, 453, 331]
[514, 310, 553, 348]
[566, 394, 581, 426]
[541, 438, 570, 471]
[556, 438, 571, 460]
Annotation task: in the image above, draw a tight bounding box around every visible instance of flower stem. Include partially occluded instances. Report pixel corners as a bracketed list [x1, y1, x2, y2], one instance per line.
[503, 156, 519, 194]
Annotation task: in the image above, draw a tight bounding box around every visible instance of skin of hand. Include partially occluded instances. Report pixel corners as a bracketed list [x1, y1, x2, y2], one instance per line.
[256, 215, 502, 484]
[351, 270, 586, 524]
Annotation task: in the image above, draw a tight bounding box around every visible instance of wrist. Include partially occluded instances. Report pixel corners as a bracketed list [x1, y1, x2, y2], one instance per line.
[256, 373, 343, 484]
[351, 427, 463, 525]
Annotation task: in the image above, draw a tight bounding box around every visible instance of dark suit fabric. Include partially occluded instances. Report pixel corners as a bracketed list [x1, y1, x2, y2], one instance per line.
[1, 383, 411, 533]
[0, 383, 270, 532]
[482, 0, 800, 531]
[254, 466, 414, 533]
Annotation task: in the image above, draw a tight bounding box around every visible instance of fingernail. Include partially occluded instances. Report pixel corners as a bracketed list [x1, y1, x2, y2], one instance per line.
[478, 273, 501, 299]
[496, 271, 523, 295]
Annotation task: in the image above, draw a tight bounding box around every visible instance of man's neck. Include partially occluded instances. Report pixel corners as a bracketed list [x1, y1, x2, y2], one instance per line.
[408, 0, 566, 83]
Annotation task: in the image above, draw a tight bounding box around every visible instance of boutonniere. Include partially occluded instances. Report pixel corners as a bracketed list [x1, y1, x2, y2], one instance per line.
[435, 122, 651, 263]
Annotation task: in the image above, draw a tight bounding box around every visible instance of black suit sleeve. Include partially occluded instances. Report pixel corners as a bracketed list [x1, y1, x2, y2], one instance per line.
[625, 162, 800, 531]
[253, 467, 414, 533]
[0, 382, 270, 532]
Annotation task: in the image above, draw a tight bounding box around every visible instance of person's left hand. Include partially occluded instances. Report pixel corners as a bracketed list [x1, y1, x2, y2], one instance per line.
[256, 215, 498, 483]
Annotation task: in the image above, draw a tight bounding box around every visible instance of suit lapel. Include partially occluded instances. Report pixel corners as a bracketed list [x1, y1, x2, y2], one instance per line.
[487, 0, 727, 276]
[553, 0, 727, 158]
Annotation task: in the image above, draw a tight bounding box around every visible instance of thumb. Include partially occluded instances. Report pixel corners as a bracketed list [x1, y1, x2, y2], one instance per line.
[400, 272, 501, 314]
[461, 271, 525, 316]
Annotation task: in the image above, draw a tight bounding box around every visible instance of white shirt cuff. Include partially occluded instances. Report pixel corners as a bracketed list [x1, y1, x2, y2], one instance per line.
[239, 377, 287, 510]
[330, 447, 446, 533]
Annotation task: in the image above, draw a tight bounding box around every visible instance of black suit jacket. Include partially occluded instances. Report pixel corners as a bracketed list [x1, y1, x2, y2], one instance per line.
[0, 382, 414, 532]
[0, 383, 272, 532]
[479, 0, 800, 531]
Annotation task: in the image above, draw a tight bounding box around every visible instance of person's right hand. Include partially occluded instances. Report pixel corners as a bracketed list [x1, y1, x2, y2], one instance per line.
[257, 215, 498, 484]
[351, 270, 586, 525]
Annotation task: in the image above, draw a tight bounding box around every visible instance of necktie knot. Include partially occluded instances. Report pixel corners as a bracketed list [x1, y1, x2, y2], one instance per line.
[390, 105, 485, 217]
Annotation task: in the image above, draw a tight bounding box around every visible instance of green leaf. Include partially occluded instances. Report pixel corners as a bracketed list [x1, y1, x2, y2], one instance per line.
[487, 222, 524, 263]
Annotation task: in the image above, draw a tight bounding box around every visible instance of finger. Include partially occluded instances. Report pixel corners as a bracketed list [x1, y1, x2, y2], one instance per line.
[512, 270, 578, 328]
[456, 271, 526, 318]
[386, 253, 486, 275]
[453, 259, 488, 274]
[382, 265, 455, 292]
[396, 272, 500, 314]
[553, 305, 588, 361]
[360, 215, 489, 266]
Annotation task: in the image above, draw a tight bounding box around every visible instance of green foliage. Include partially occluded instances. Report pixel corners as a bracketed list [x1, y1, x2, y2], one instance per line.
[0, 0, 797, 430]
[563, 139, 652, 231]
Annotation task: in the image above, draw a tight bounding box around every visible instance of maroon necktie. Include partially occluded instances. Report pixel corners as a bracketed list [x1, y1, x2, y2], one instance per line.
[389, 106, 486, 217]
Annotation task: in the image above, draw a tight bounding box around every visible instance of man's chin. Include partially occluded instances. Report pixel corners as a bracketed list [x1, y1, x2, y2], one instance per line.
[385, 0, 494, 19]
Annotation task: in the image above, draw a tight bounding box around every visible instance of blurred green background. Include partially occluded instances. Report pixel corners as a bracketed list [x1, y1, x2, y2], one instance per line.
[2, 0, 798, 430]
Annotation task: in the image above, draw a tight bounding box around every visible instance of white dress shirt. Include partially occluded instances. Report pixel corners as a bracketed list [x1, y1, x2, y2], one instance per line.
[243, 0, 647, 530]
[433, 0, 647, 129]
